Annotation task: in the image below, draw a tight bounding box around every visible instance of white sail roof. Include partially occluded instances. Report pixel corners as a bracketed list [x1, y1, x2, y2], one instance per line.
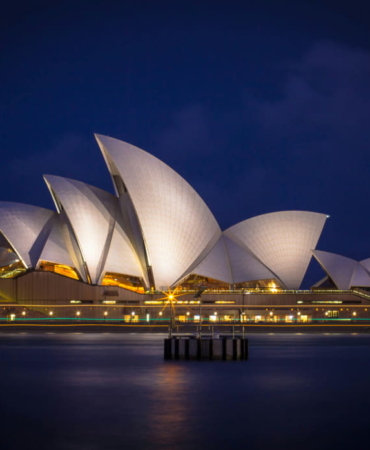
[189, 236, 233, 284]
[313, 250, 370, 289]
[0, 202, 54, 268]
[44, 175, 119, 284]
[224, 236, 277, 284]
[224, 211, 327, 289]
[312, 250, 358, 289]
[360, 258, 370, 272]
[37, 215, 76, 269]
[95, 134, 221, 289]
[100, 215, 147, 284]
[351, 264, 370, 287]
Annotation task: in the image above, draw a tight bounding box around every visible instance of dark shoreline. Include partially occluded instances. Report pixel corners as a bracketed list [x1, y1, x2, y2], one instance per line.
[1, 323, 370, 333]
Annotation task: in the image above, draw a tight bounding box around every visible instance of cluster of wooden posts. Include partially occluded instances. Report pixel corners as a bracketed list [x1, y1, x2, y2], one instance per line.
[164, 336, 249, 361]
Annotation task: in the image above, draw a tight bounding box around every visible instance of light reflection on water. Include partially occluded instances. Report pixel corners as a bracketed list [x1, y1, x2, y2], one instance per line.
[1, 333, 370, 450]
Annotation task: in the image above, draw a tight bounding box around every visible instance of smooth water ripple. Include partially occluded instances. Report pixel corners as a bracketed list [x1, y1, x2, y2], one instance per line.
[1, 333, 370, 450]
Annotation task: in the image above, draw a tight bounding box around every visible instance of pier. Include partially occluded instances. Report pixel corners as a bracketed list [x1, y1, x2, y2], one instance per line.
[164, 335, 249, 361]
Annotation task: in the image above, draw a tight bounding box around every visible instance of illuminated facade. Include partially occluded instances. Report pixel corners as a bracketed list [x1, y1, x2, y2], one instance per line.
[0, 134, 328, 295]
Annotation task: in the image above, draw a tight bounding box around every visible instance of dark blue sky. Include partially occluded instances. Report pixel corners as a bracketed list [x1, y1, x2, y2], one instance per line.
[1, 0, 370, 285]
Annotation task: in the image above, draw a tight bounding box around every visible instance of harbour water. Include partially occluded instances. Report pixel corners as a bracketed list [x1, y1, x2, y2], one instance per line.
[1, 333, 370, 450]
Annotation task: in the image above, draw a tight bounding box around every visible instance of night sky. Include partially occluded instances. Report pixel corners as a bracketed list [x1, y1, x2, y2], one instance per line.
[1, 0, 370, 286]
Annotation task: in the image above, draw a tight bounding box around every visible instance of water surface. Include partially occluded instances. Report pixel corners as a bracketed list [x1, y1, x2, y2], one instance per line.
[1, 333, 369, 450]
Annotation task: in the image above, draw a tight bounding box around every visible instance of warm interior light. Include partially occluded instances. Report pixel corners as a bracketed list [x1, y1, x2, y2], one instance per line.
[101, 272, 145, 293]
[39, 261, 79, 280]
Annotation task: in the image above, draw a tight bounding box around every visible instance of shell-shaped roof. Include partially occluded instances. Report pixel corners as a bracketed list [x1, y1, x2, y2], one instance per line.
[360, 258, 370, 272]
[44, 175, 119, 284]
[0, 232, 19, 266]
[224, 211, 327, 289]
[351, 265, 370, 287]
[0, 202, 54, 268]
[313, 250, 370, 289]
[224, 235, 277, 284]
[95, 134, 221, 289]
[189, 236, 233, 284]
[100, 215, 147, 284]
[37, 215, 76, 269]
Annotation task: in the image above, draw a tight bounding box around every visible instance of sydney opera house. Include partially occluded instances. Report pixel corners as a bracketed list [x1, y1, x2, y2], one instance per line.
[1, 135, 370, 323]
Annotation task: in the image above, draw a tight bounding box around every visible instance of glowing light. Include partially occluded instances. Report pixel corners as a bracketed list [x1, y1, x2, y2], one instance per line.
[104, 311, 108, 316]
[159, 312, 163, 316]
[353, 312, 357, 316]
[76, 311, 81, 316]
[131, 311, 135, 316]
[22, 311, 26, 316]
[49, 311, 53, 316]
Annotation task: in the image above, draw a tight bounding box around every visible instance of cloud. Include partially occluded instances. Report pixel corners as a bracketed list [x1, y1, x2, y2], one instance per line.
[256, 41, 370, 146]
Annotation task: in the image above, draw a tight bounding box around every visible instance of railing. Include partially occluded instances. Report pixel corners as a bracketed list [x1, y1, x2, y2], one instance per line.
[1, 317, 370, 323]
